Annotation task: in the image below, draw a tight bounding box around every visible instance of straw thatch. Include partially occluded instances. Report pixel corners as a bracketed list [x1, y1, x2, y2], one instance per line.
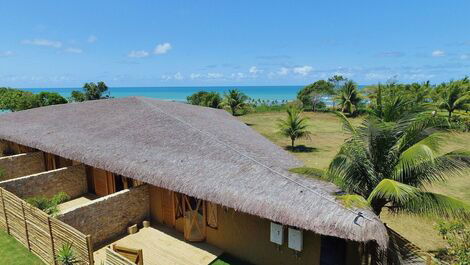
[0, 97, 388, 247]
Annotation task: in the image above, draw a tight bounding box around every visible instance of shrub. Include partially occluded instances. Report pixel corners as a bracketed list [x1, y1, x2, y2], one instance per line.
[26, 192, 70, 216]
[435, 220, 470, 264]
[56, 243, 79, 265]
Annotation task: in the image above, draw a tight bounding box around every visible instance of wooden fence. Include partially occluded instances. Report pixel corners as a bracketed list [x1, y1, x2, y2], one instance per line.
[105, 248, 136, 265]
[0, 187, 93, 265]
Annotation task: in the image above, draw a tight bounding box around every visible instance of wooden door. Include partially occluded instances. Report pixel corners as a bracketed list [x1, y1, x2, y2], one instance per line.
[92, 168, 116, 196]
[183, 195, 206, 242]
[161, 190, 175, 227]
[44, 153, 57, 171]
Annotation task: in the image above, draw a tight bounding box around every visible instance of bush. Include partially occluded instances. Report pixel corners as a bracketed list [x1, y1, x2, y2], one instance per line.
[56, 243, 79, 265]
[26, 192, 70, 216]
[435, 220, 470, 264]
[187, 91, 222, 108]
[0, 87, 67, 112]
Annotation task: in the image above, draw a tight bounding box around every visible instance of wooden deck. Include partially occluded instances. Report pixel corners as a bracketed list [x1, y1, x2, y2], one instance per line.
[94, 224, 223, 265]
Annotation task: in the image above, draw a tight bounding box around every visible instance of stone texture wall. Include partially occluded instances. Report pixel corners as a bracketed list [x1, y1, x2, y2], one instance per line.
[57, 185, 150, 248]
[0, 164, 87, 200]
[0, 152, 45, 181]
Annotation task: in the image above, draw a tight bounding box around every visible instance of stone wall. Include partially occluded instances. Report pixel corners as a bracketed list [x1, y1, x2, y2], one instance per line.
[0, 164, 87, 200]
[57, 185, 150, 248]
[0, 152, 45, 181]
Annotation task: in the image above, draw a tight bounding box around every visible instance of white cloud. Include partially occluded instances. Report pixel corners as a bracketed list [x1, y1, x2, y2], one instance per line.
[87, 35, 97, 43]
[207, 72, 223, 79]
[231, 72, 246, 79]
[190, 73, 201, 79]
[277, 67, 289, 76]
[154, 42, 172, 55]
[249, 66, 262, 74]
[21, 39, 62, 48]
[65, 47, 83, 54]
[0, 51, 14, 57]
[431, 50, 445, 57]
[292, 65, 313, 76]
[174, 72, 184, 80]
[128, 50, 149, 58]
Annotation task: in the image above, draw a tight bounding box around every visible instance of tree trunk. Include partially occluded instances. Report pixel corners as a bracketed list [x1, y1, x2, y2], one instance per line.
[291, 138, 295, 149]
[448, 110, 452, 119]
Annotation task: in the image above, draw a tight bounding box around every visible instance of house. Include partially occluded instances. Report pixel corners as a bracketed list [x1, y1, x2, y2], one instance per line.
[0, 97, 388, 265]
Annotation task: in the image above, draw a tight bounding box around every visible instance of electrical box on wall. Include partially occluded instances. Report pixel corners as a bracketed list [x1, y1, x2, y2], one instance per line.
[270, 222, 284, 245]
[288, 227, 303, 251]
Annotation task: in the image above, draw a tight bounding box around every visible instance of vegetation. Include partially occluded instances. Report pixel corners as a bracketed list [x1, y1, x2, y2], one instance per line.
[210, 253, 254, 265]
[328, 112, 470, 217]
[435, 220, 470, 264]
[187, 91, 222, 108]
[0, 231, 44, 265]
[26, 192, 70, 216]
[435, 79, 470, 119]
[277, 106, 311, 149]
[297, 80, 334, 111]
[0, 88, 67, 112]
[70, 81, 110, 102]
[336, 80, 362, 116]
[56, 243, 79, 265]
[220, 89, 249, 115]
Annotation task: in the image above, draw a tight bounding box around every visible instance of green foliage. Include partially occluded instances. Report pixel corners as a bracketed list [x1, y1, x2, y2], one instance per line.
[26, 192, 70, 216]
[0, 87, 67, 112]
[289, 167, 325, 179]
[435, 79, 470, 118]
[277, 106, 311, 148]
[56, 243, 79, 265]
[187, 91, 222, 108]
[336, 80, 362, 115]
[220, 89, 249, 115]
[70, 81, 109, 102]
[297, 80, 334, 111]
[327, 112, 470, 217]
[435, 220, 470, 264]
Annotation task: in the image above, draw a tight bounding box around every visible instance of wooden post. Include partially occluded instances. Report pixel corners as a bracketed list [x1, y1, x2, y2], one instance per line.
[47, 217, 57, 265]
[0, 189, 10, 235]
[21, 202, 31, 250]
[86, 234, 94, 265]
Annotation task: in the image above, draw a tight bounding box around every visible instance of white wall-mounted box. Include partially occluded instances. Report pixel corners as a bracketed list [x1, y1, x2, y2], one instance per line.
[288, 227, 303, 251]
[270, 222, 284, 245]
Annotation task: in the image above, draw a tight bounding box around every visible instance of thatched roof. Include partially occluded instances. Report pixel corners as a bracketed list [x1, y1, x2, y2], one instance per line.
[0, 97, 388, 247]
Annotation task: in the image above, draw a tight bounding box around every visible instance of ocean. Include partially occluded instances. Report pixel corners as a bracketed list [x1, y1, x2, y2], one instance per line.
[24, 86, 304, 102]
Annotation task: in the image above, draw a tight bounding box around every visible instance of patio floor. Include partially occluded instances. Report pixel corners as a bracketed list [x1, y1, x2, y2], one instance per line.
[57, 193, 99, 212]
[94, 224, 223, 265]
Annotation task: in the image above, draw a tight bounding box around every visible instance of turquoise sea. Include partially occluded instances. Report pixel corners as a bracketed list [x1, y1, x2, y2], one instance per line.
[24, 86, 304, 102]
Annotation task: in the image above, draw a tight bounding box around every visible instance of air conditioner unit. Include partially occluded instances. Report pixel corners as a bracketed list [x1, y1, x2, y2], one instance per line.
[270, 222, 284, 245]
[288, 227, 303, 252]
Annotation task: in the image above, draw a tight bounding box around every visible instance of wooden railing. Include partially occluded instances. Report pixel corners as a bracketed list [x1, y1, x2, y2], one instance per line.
[105, 248, 136, 265]
[0, 187, 93, 265]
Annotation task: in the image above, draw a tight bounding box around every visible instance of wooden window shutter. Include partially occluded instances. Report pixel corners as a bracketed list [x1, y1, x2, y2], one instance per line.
[206, 202, 218, 228]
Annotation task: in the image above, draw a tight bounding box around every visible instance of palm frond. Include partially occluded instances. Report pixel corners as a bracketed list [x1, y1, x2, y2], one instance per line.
[368, 179, 419, 204]
[397, 192, 470, 219]
[333, 111, 357, 135]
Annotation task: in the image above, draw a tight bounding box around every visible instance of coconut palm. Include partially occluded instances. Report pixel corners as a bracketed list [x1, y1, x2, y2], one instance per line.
[437, 82, 470, 119]
[328, 112, 470, 217]
[220, 89, 249, 115]
[337, 80, 362, 115]
[277, 106, 311, 149]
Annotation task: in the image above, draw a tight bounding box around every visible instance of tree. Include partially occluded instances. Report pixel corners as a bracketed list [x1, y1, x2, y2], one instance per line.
[277, 106, 311, 148]
[436, 81, 470, 119]
[328, 75, 347, 109]
[327, 112, 470, 217]
[436, 220, 470, 264]
[220, 89, 249, 115]
[187, 91, 222, 108]
[297, 80, 334, 111]
[70, 81, 110, 102]
[0, 88, 67, 112]
[336, 80, 362, 115]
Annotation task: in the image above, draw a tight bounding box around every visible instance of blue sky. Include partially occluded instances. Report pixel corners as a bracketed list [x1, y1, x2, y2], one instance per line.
[1, 0, 470, 87]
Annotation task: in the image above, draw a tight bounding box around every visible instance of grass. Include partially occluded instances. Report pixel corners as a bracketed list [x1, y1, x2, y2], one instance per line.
[0, 231, 44, 265]
[239, 111, 470, 252]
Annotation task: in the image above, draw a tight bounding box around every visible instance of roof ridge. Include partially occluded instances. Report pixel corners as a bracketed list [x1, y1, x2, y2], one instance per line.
[136, 97, 375, 222]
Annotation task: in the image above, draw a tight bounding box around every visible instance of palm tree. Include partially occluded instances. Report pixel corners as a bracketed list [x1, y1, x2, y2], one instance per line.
[337, 80, 362, 115]
[437, 82, 470, 119]
[277, 106, 311, 149]
[328, 112, 470, 217]
[221, 89, 249, 115]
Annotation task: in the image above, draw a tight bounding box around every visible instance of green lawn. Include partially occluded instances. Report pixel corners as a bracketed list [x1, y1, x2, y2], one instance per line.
[0, 231, 44, 265]
[211, 254, 254, 265]
[239, 111, 470, 252]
